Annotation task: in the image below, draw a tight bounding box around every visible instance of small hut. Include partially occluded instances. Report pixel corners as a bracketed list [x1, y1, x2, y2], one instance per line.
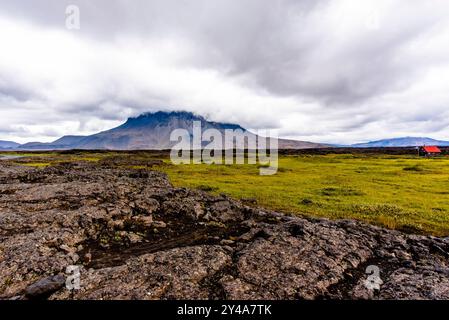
[419, 146, 441, 157]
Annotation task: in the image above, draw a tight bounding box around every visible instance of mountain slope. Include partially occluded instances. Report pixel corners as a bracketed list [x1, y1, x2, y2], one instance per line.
[352, 137, 449, 148]
[52, 135, 87, 146]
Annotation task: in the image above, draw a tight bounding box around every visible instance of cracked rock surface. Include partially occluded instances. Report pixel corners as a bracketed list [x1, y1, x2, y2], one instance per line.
[0, 161, 448, 300]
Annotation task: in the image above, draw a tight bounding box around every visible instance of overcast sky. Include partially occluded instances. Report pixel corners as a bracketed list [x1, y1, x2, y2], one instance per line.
[0, 0, 448, 144]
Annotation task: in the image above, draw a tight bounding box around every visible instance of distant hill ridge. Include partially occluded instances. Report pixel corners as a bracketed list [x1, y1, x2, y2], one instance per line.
[351, 137, 449, 148]
[0, 140, 20, 149]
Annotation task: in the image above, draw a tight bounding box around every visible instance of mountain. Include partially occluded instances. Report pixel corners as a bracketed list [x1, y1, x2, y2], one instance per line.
[352, 137, 449, 148]
[16, 111, 327, 150]
[0, 140, 20, 150]
[74, 111, 243, 150]
[74, 111, 326, 150]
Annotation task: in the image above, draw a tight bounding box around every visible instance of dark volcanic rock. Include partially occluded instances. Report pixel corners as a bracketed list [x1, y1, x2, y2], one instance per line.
[24, 274, 66, 299]
[0, 161, 448, 300]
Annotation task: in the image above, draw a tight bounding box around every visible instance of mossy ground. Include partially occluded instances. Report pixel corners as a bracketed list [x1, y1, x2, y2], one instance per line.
[160, 154, 449, 236]
[3, 151, 449, 236]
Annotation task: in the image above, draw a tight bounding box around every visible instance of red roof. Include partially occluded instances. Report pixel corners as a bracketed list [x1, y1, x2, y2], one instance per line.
[423, 146, 441, 153]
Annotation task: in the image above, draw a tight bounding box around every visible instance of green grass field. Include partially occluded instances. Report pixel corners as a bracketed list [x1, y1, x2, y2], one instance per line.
[3, 151, 449, 236]
[160, 154, 449, 236]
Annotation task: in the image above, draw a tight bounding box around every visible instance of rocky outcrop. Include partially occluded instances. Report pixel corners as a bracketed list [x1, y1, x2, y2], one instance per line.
[0, 161, 448, 300]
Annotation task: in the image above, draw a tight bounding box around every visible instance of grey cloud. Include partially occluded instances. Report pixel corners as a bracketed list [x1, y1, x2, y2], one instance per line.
[3, 0, 444, 105]
[0, 0, 449, 143]
[0, 75, 40, 102]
